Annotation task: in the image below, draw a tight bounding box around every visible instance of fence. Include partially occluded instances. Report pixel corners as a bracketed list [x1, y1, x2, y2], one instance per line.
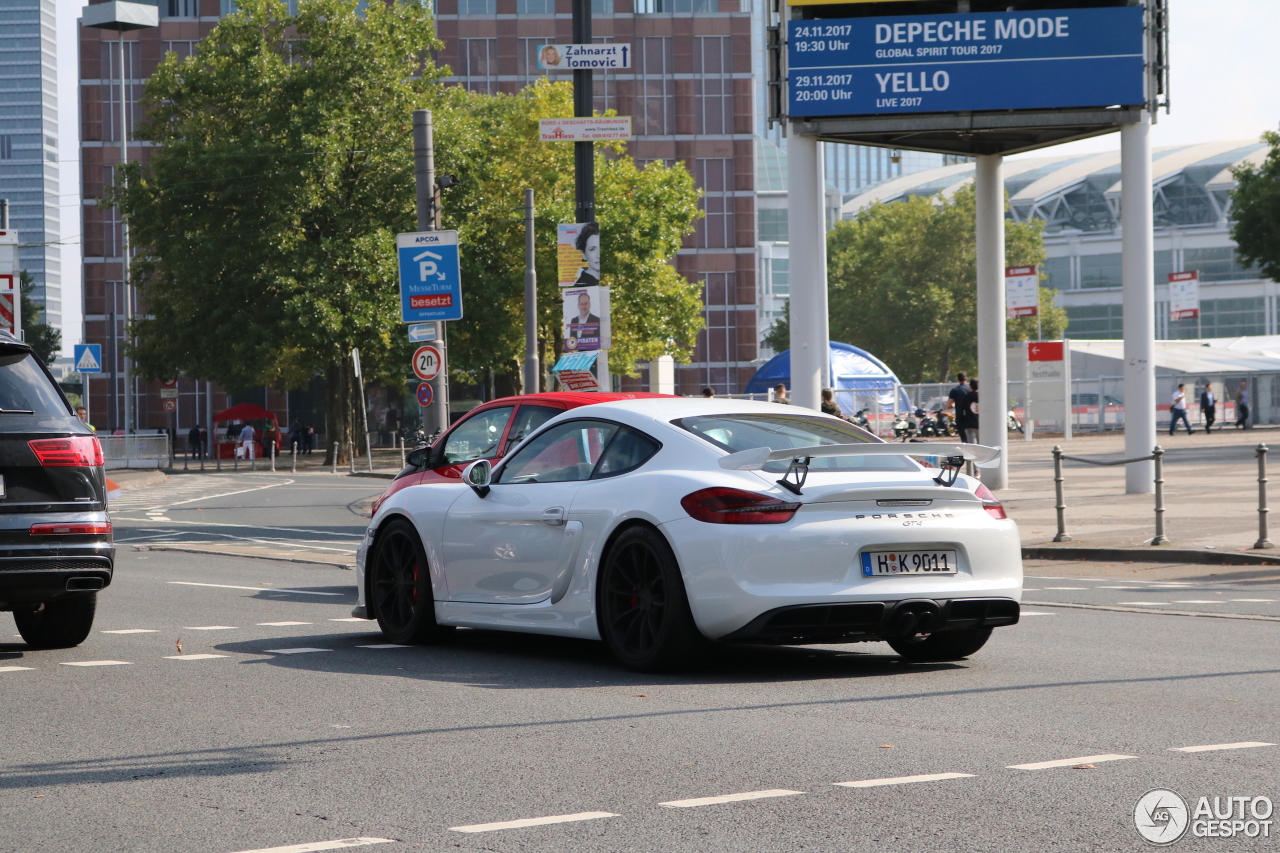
[99, 434, 171, 470]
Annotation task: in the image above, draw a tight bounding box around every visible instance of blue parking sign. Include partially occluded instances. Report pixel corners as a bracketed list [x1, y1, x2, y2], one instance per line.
[397, 230, 463, 323]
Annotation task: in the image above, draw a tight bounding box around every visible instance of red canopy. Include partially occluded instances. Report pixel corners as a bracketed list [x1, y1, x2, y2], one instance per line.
[214, 403, 277, 423]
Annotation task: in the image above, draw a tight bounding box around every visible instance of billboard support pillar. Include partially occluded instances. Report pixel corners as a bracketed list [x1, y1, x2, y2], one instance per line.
[975, 153, 1008, 490]
[786, 133, 828, 412]
[1122, 112, 1155, 494]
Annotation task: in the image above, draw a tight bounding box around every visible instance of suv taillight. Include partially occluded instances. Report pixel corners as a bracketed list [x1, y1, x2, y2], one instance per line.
[30, 522, 111, 536]
[28, 436, 104, 467]
[681, 487, 801, 524]
[975, 482, 1007, 519]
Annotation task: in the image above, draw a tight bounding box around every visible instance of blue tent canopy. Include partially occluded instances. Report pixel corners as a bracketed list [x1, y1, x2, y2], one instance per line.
[744, 342, 911, 413]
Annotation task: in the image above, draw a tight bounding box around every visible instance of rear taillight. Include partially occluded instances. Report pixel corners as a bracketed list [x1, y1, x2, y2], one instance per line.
[681, 487, 801, 525]
[30, 522, 111, 536]
[28, 436, 104, 467]
[975, 483, 1007, 520]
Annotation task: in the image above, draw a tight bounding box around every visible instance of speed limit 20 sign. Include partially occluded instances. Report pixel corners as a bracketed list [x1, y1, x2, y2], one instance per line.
[412, 345, 443, 381]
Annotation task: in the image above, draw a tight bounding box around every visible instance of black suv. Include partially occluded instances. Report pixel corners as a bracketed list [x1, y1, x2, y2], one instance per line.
[0, 332, 113, 648]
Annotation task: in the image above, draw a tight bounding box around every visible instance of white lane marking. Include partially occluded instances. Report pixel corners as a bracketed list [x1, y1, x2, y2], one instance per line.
[101, 629, 158, 634]
[356, 644, 410, 649]
[1231, 598, 1277, 602]
[450, 812, 619, 833]
[1173, 600, 1223, 604]
[169, 582, 344, 596]
[835, 772, 974, 788]
[147, 517, 173, 522]
[165, 654, 228, 661]
[1020, 611, 1054, 616]
[1098, 586, 1136, 589]
[1170, 742, 1276, 753]
[1008, 754, 1136, 770]
[0, 666, 34, 672]
[330, 618, 373, 622]
[263, 648, 332, 655]
[1042, 587, 1087, 590]
[258, 622, 313, 626]
[222, 838, 394, 853]
[145, 518, 360, 538]
[659, 789, 806, 808]
[60, 660, 132, 667]
[184, 626, 238, 631]
[161, 479, 295, 510]
[1117, 602, 1169, 606]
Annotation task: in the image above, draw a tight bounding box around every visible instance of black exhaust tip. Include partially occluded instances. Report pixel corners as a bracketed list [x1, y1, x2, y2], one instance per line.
[66, 577, 104, 592]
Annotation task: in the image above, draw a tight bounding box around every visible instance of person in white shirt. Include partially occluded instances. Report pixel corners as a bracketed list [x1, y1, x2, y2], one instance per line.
[238, 422, 257, 459]
[1169, 384, 1192, 435]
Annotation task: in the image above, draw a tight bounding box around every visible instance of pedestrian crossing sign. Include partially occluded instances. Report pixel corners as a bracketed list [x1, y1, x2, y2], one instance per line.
[74, 344, 102, 374]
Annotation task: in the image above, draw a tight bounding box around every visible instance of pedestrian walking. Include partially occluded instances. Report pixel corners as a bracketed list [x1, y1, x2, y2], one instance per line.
[820, 388, 840, 417]
[701, 387, 715, 398]
[187, 424, 205, 460]
[948, 373, 978, 443]
[1199, 381, 1216, 433]
[1169, 383, 1192, 435]
[1237, 380, 1250, 429]
[772, 383, 791, 405]
[238, 421, 256, 460]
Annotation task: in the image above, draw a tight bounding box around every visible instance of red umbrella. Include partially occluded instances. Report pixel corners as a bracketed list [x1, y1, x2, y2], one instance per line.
[213, 402, 277, 424]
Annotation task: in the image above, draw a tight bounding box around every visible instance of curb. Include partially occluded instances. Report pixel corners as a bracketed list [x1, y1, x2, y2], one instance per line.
[1024, 600, 1280, 623]
[133, 544, 354, 570]
[350, 471, 395, 480]
[1022, 546, 1280, 566]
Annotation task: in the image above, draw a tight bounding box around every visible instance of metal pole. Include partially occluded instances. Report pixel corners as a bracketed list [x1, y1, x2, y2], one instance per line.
[271, 440, 276, 473]
[975, 153, 1008, 489]
[332, 442, 339, 475]
[1151, 445, 1168, 545]
[413, 110, 449, 436]
[352, 348, 373, 472]
[399, 435, 405, 468]
[523, 188, 539, 394]
[1255, 444, 1273, 549]
[348, 442, 355, 475]
[1052, 445, 1070, 542]
[292, 445, 297, 474]
[572, 0, 594, 224]
[786, 133, 826, 412]
[1122, 113, 1156, 494]
[118, 30, 134, 436]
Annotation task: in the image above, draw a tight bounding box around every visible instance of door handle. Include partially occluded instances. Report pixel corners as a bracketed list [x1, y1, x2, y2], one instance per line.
[541, 506, 566, 526]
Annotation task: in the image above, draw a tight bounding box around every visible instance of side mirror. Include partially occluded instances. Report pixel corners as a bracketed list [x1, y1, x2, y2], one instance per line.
[463, 459, 492, 497]
[406, 447, 431, 469]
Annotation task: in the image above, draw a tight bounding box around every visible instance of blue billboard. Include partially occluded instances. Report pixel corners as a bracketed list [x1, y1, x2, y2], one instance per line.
[787, 6, 1144, 119]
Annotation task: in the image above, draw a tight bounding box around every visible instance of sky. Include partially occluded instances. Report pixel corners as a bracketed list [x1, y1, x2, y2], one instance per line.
[51, 0, 1280, 356]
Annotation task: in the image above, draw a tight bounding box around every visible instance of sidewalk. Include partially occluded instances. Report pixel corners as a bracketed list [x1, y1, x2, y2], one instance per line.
[168, 446, 406, 477]
[995, 425, 1280, 562]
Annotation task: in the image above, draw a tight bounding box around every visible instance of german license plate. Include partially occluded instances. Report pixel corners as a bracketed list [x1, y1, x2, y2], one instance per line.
[861, 549, 958, 576]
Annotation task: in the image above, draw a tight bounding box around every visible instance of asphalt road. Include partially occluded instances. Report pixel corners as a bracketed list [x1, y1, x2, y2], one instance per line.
[1, 473, 1277, 853]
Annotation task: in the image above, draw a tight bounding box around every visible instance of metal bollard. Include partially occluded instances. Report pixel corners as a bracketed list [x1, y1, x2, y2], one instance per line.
[271, 442, 276, 473]
[399, 435, 405, 468]
[234, 448, 239, 470]
[365, 434, 374, 473]
[291, 446, 297, 473]
[1151, 445, 1168, 545]
[1052, 445, 1071, 542]
[332, 442, 339, 475]
[184, 449, 189, 471]
[348, 442, 356, 475]
[216, 443, 221, 471]
[251, 446, 257, 471]
[1255, 444, 1274, 549]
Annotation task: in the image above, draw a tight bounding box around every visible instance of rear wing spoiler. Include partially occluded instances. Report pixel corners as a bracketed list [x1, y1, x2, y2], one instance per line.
[717, 442, 1002, 473]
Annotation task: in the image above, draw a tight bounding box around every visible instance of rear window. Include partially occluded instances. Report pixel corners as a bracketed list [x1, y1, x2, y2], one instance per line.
[676, 413, 917, 473]
[0, 351, 70, 417]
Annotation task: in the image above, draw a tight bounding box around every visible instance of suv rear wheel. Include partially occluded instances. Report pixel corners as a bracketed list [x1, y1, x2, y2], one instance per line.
[15, 592, 97, 649]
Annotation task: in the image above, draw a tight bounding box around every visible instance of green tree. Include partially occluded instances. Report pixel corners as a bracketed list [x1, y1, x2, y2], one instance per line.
[116, 0, 441, 462]
[18, 270, 61, 365]
[432, 79, 703, 389]
[826, 186, 1062, 383]
[1231, 129, 1280, 281]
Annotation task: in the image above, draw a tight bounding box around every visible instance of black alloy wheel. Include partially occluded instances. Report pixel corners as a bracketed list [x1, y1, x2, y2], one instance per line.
[598, 526, 706, 672]
[887, 625, 993, 662]
[371, 519, 451, 645]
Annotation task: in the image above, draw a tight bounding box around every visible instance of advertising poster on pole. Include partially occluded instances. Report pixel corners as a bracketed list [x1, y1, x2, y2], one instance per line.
[1169, 271, 1200, 320]
[552, 351, 602, 392]
[562, 286, 610, 353]
[1005, 265, 1039, 319]
[557, 223, 601, 287]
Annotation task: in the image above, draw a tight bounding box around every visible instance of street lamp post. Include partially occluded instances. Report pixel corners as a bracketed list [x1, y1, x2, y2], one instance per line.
[82, 2, 157, 434]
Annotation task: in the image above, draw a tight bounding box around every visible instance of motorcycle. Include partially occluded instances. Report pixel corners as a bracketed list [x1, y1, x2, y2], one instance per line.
[930, 409, 958, 438]
[1008, 410, 1025, 434]
[916, 407, 941, 438]
[851, 408, 872, 432]
[892, 411, 917, 441]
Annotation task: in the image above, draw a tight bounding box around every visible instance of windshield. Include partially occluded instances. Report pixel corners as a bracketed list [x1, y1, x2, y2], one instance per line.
[0, 351, 70, 416]
[676, 413, 918, 473]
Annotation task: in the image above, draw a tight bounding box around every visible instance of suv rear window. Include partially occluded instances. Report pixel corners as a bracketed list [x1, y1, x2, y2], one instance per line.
[675, 413, 916, 473]
[0, 351, 70, 417]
